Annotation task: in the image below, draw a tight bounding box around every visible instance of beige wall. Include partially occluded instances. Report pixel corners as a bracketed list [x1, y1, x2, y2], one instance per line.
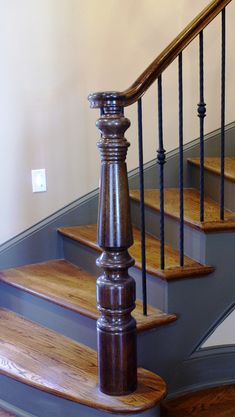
[1, 0, 235, 243]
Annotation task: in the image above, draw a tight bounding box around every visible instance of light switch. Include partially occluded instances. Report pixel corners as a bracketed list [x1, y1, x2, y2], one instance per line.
[31, 169, 47, 193]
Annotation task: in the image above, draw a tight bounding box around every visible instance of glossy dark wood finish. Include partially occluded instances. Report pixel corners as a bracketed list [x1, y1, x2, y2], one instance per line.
[95, 107, 137, 395]
[88, 0, 231, 109]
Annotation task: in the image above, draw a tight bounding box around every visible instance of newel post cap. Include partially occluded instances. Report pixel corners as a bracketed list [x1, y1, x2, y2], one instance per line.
[88, 91, 126, 110]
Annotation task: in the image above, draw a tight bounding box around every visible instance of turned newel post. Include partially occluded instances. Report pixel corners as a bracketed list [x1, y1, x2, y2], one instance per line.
[88, 93, 137, 395]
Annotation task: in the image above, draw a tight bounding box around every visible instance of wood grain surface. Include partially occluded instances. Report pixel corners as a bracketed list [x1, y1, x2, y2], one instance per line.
[161, 384, 235, 417]
[0, 309, 166, 413]
[130, 188, 235, 232]
[0, 260, 176, 332]
[95, 108, 137, 394]
[188, 157, 235, 183]
[0, 409, 18, 417]
[58, 225, 214, 280]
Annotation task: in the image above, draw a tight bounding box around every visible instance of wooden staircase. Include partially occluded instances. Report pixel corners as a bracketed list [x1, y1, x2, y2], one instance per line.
[1, 156, 235, 416]
[1, 1, 235, 416]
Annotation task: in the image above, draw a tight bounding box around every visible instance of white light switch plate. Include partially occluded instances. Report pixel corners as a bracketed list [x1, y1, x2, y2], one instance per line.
[31, 169, 47, 193]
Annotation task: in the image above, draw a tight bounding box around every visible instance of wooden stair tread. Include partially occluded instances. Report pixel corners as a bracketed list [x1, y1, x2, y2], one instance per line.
[161, 384, 235, 417]
[130, 188, 235, 232]
[0, 260, 176, 332]
[0, 409, 18, 417]
[188, 156, 235, 183]
[58, 225, 214, 280]
[0, 308, 166, 414]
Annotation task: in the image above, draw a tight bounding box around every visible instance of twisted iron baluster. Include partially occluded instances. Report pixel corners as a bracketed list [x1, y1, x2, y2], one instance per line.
[198, 31, 206, 223]
[137, 98, 147, 315]
[178, 52, 184, 267]
[220, 8, 226, 220]
[157, 75, 166, 270]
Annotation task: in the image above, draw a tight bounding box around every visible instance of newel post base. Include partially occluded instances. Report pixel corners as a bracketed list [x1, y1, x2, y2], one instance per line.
[89, 96, 137, 396]
[97, 251, 137, 395]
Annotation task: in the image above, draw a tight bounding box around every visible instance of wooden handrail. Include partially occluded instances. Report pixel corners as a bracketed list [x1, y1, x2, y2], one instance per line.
[89, 0, 232, 109]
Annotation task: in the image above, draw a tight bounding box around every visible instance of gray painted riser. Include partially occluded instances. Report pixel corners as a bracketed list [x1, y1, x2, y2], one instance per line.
[0, 280, 164, 359]
[62, 235, 170, 311]
[61, 229, 235, 312]
[189, 162, 235, 213]
[0, 193, 99, 270]
[131, 199, 207, 264]
[0, 281, 97, 349]
[0, 376, 161, 417]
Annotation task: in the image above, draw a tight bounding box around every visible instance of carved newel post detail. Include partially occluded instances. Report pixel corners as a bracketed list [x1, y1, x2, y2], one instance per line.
[89, 94, 137, 396]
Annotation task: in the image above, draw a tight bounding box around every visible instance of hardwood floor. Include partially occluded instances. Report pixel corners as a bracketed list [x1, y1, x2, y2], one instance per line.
[0, 308, 166, 414]
[130, 188, 235, 232]
[0, 260, 176, 333]
[58, 225, 214, 280]
[161, 384, 235, 417]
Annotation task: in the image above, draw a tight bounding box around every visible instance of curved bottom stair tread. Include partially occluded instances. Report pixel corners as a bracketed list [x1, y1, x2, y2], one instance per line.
[58, 225, 214, 280]
[0, 309, 166, 414]
[0, 260, 177, 333]
[161, 384, 235, 417]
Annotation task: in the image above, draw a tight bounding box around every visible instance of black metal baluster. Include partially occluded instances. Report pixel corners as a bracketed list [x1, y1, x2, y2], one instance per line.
[157, 75, 166, 270]
[100, 108, 104, 116]
[137, 98, 147, 316]
[178, 52, 184, 267]
[221, 8, 226, 220]
[198, 31, 206, 223]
